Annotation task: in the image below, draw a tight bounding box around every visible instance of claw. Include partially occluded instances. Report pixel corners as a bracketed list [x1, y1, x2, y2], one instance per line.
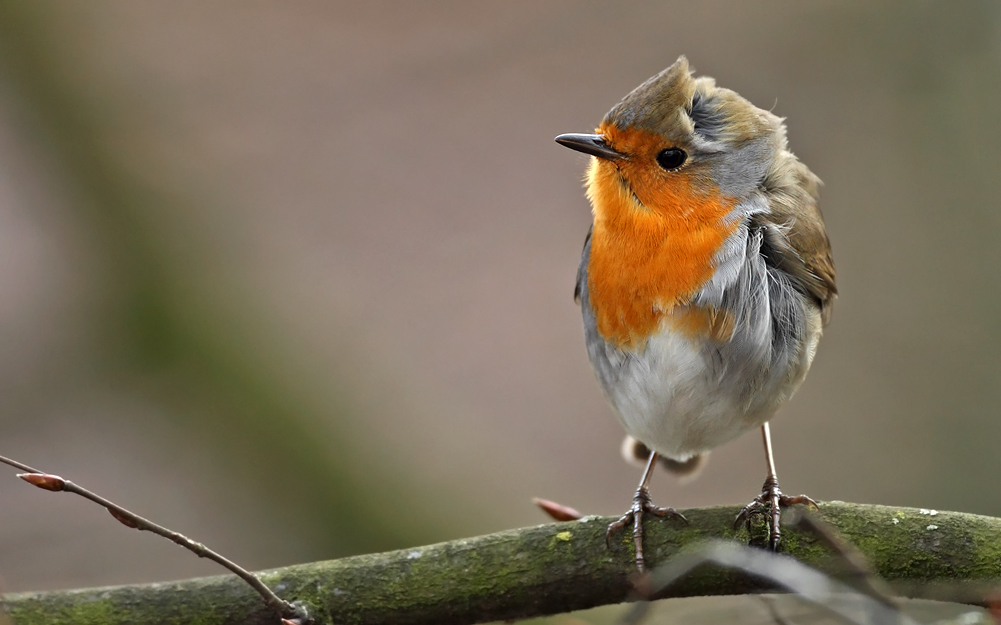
[605, 514, 629, 548]
[648, 506, 689, 523]
[736, 476, 816, 551]
[606, 487, 686, 571]
[782, 494, 819, 510]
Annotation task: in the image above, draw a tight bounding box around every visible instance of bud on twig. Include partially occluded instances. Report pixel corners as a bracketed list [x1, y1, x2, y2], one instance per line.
[108, 507, 140, 529]
[18, 473, 66, 492]
[533, 497, 583, 522]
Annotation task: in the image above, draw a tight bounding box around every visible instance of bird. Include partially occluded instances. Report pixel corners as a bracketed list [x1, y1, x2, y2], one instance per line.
[555, 56, 836, 570]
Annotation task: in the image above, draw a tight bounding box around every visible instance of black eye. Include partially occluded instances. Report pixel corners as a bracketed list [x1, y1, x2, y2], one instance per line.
[656, 148, 687, 170]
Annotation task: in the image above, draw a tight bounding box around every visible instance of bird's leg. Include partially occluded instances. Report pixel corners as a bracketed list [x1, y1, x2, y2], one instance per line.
[734, 422, 817, 550]
[606, 451, 687, 571]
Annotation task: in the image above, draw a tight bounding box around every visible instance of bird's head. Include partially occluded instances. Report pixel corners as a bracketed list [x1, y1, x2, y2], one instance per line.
[557, 56, 787, 225]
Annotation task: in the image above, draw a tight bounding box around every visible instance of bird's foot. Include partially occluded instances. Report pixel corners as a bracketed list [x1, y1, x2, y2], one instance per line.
[734, 475, 817, 551]
[606, 487, 687, 571]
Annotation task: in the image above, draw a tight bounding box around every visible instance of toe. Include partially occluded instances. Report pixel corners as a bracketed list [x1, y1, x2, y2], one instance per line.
[779, 494, 818, 509]
[605, 513, 633, 547]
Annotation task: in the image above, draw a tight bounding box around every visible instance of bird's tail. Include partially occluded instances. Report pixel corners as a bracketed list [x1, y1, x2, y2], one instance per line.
[620, 435, 708, 483]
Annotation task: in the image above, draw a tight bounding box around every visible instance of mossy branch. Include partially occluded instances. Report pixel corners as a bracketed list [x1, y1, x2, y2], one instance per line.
[6, 502, 1001, 625]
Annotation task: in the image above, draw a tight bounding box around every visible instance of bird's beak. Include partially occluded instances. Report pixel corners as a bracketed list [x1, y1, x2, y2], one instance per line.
[555, 133, 625, 161]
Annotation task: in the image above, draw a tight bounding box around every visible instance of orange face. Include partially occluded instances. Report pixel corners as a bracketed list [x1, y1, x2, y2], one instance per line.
[585, 123, 738, 350]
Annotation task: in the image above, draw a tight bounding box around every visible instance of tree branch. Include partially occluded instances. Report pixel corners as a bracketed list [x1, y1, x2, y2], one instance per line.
[5, 502, 1001, 625]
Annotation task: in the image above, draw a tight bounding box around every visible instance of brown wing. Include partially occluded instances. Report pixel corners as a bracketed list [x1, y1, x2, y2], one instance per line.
[574, 226, 592, 305]
[758, 152, 837, 325]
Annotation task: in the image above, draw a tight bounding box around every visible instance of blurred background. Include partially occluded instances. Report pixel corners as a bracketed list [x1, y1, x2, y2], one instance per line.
[0, 1, 999, 622]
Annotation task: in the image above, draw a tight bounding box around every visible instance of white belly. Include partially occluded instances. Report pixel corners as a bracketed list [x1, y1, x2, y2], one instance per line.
[600, 310, 820, 460]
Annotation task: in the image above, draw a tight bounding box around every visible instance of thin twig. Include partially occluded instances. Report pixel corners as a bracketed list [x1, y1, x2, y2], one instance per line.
[758, 595, 796, 625]
[647, 541, 916, 625]
[0, 454, 309, 625]
[614, 600, 651, 625]
[786, 508, 898, 608]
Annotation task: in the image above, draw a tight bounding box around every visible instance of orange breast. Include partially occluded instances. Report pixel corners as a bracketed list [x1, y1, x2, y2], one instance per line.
[585, 129, 738, 350]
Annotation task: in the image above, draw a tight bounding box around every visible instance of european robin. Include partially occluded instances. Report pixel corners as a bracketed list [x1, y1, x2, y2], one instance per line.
[556, 56, 836, 570]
